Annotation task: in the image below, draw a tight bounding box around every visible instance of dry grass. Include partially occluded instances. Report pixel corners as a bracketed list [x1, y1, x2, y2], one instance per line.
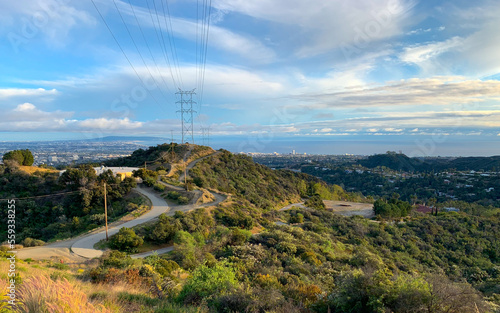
[0, 259, 157, 313]
[15, 275, 112, 313]
[18, 166, 59, 175]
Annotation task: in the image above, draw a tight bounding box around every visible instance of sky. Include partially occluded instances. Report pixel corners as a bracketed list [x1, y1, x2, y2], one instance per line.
[1, 0, 500, 156]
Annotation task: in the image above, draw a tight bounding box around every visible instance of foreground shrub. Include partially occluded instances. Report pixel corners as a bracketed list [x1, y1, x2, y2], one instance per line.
[177, 261, 239, 305]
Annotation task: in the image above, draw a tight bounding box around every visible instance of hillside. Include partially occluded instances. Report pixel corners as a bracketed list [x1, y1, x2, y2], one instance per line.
[2, 145, 499, 312]
[359, 152, 500, 172]
[359, 152, 429, 171]
[188, 150, 363, 209]
[0, 163, 141, 244]
[104, 143, 214, 168]
[434, 155, 500, 171]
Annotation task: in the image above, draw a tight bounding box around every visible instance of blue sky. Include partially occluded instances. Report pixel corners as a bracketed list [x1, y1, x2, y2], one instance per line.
[1, 0, 500, 156]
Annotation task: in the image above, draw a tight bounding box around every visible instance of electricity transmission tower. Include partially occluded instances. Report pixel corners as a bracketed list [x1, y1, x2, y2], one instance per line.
[176, 89, 197, 143]
[201, 127, 211, 146]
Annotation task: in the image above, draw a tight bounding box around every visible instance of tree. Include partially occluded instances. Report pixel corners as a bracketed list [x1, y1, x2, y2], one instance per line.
[305, 194, 326, 210]
[21, 149, 34, 166]
[374, 198, 411, 218]
[3, 149, 34, 165]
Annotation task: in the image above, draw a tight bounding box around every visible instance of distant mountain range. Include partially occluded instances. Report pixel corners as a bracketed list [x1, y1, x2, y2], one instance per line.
[83, 136, 169, 142]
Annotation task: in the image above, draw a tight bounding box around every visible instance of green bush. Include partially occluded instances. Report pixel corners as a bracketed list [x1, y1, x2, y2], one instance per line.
[305, 194, 325, 210]
[167, 191, 181, 200]
[100, 250, 133, 268]
[109, 227, 144, 253]
[177, 196, 189, 205]
[21, 237, 45, 247]
[177, 261, 239, 305]
[154, 183, 166, 192]
[143, 177, 156, 187]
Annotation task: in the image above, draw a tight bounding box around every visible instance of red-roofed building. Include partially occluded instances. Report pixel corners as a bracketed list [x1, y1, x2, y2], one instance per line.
[415, 205, 433, 214]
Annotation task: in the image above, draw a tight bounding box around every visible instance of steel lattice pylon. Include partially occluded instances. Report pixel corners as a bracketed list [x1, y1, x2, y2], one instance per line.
[176, 89, 197, 144]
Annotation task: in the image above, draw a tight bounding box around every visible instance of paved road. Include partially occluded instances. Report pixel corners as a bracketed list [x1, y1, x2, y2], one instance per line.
[18, 152, 227, 261]
[279, 202, 307, 211]
[131, 246, 174, 259]
[70, 186, 170, 259]
[179, 151, 221, 183]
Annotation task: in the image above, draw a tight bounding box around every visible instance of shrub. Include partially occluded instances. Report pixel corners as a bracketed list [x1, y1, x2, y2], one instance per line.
[100, 250, 133, 268]
[177, 196, 189, 205]
[143, 177, 156, 187]
[177, 261, 239, 305]
[154, 183, 166, 192]
[305, 194, 325, 210]
[167, 191, 181, 200]
[108, 228, 144, 253]
[289, 213, 304, 224]
[21, 237, 45, 247]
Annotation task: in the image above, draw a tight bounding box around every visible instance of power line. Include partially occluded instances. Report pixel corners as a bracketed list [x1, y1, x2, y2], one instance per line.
[195, 0, 212, 126]
[146, 0, 179, 90]
[161, 0, 184, 88]
[112, 0, 170, 102]
[90, 0, 163, 107]
[199, 0, 212, 106]
[127, 0, 173, 95]
[0, 190, 80, 201]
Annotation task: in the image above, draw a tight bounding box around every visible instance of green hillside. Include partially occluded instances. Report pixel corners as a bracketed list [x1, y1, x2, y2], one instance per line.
[2, 146, 499, 312]
[359, 151, 429, 171]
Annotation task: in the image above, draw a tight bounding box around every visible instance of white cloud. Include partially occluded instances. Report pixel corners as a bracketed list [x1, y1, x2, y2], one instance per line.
[0, 88, 58, 99]
[294, 76, 500, 108]
[109, 0, 276, 63]
[76, 118, 142, 130]
[384, 128, 403, 132]
[400, 37, 463, 64]
[0, 0, 95, 47]
[399, 3, 500, 77]
[0, 103, 143, 133]
[212, 0, 415, 58]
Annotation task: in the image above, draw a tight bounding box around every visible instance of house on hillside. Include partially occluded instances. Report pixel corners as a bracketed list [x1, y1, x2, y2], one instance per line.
[415, 205, 433, 214]
[94, 166, 140, 181]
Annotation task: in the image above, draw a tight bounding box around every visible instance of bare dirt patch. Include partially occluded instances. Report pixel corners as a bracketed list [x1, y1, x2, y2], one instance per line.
[324, 200, 374, 218]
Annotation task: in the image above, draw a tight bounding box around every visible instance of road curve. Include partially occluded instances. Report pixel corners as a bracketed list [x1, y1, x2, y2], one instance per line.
[19, 152, 227, 261]
[71, 186, 170, 259]
[179, 151, 221, 183]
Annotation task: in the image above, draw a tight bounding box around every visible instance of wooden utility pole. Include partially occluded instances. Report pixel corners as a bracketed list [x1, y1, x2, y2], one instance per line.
[171, 130, 175, 160]
[104, 182, 109, 241]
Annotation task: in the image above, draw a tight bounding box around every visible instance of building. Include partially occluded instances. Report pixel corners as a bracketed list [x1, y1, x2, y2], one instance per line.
[443, 207, 460, 212]
[94, 166, 140, 181]
[415, 205, 433, 214]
